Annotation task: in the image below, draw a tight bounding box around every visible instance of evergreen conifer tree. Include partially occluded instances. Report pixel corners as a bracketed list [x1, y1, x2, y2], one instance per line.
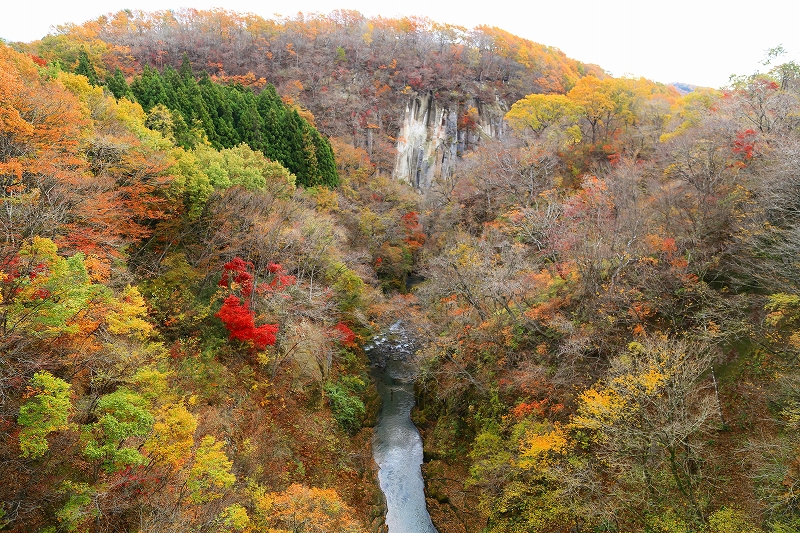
[126, 66, 338, 187]
[106, 68, 131, 99]
[130, 66, 169, 112]
[179, 52, 194, 80]
[75, 49, 99, 86]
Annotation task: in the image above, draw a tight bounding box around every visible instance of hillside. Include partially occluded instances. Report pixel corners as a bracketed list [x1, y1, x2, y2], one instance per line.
[2, 9, 800, 533]
[0, 41, 399, 532]
[22, 9, 604, 184]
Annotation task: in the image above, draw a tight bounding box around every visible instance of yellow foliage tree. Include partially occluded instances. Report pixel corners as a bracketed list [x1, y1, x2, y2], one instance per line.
[570, 339, 717, 525]
[251, 484, 366, 533]
[187, 436, 236, 504]
[144, 402, 198, 469]
[505, 94, 581, 142]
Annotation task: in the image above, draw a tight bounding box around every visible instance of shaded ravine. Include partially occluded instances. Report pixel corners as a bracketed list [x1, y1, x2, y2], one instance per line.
[367, 322, 438, 533]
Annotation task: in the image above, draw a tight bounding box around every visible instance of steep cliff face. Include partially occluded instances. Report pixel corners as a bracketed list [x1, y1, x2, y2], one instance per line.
[393, 92, 507, 188]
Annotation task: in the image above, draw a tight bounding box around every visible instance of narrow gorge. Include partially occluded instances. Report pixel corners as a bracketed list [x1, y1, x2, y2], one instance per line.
[368, 323, 437, 533]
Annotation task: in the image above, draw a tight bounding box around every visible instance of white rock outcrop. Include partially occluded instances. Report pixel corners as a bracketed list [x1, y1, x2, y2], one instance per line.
[393, 91, 507, 188]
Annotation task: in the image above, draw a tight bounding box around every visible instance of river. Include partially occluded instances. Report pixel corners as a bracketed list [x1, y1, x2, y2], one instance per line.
[367, 322, 438, 533]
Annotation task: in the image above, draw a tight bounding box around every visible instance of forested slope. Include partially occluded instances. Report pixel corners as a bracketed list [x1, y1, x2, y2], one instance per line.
[411, 55, 800, 533]
[21, 8, 604, 174]
[2, 9, 800, 533]
[0, 41, 419, 532]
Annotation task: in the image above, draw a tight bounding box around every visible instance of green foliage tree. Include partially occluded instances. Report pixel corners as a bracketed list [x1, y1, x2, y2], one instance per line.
[56, 481, 98, 533]
[169, 148, 215, 218]
[83, 389, 154, 473]
[4, 237, 107, 339]
[18, 372, 72, 459]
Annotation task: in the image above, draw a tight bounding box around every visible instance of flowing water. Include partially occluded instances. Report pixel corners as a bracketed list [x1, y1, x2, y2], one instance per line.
[367, 322, 437, 533]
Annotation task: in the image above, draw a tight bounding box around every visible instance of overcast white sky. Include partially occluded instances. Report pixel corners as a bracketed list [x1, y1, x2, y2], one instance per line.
[2, 0, 798, 89]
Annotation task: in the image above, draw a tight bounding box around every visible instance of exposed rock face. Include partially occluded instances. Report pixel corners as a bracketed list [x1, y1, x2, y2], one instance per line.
[393, 92, 507, 188]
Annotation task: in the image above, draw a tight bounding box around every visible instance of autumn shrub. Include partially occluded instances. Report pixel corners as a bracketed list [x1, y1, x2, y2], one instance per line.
[324, 377, 366, 435]
[375, 242, 413, 292]
[771, 520, 800, 533]
[216, 295, 279, 349]
[705, 508, 762, 533]
[645, 510, 693, 533]
[327, 261, 365, 312]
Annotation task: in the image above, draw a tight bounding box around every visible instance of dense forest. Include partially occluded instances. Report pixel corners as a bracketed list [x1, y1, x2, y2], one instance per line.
[2, 8, 800, 533]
